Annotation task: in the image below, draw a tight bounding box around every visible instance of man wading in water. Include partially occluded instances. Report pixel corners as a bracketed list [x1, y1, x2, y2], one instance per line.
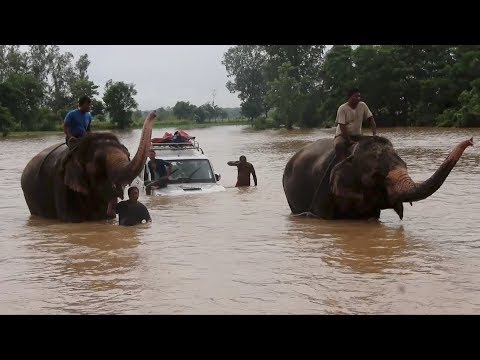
[227, 155, 257, 187]
[107, 186, 151, 226]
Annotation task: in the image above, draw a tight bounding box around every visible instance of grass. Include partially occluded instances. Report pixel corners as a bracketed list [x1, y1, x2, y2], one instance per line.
[5, 130, 64, 138]
[133, 118, 251, 130]
[3, 118, 251, 138]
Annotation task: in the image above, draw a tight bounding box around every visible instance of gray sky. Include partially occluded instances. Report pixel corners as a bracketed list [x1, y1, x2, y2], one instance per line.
[59, 45, 240, 110]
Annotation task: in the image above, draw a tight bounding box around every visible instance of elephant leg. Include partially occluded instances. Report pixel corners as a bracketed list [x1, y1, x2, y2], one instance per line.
[53, 174, 84, 222]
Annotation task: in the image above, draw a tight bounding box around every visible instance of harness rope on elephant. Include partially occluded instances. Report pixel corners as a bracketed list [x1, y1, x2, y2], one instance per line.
[297, 141, 360, 218]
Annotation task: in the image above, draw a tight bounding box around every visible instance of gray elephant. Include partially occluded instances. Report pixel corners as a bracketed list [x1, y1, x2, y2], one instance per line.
[21, 112, 156, 222]
[283, 135, 473, 220]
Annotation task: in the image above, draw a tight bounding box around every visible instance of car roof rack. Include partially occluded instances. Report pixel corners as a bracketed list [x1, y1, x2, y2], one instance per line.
[150, 138, 204, 154]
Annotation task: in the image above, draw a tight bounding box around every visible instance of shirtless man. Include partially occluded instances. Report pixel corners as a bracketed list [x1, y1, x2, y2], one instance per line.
[227, 155, 257, 187]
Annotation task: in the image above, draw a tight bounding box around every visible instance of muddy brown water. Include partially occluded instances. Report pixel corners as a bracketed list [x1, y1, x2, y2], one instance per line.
[1, 125, 480, 314]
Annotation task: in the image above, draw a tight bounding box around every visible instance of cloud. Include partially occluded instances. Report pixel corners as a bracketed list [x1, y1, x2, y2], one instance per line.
[58, 45, 241, 110]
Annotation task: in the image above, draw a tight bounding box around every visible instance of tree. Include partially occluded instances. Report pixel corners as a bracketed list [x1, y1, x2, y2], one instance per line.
[222, 45, 270, 120]
[173, 101, 196, 120]
[75, 54, 90, 81]
[70, 79, 99, 106]
[91, 98, 105, 119]
[155, 107, 173, 121]
[46, 46, 77, 113]
[0, 73, 43, 129]
[194, 105, 208, 123]
[0, 106, 15, 136]
[103, 80, 138, 129]
[266, 62, 305, 129]
[315, 45, 355, 126]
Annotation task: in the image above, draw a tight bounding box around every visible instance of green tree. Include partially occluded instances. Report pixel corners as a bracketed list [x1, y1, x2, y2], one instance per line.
[222, 45, 270, 120]
[266, 62, 305, 129]
[315, 45, 355, 126]
[103, 80, 138, 129]
[0, 74, 43, 129]
[75, 54, 90, 81]
[173, 101, 196, 120]
[70, 79, 99, 106]
[0, 106, 15, 136]
[91, 98, 105, 120]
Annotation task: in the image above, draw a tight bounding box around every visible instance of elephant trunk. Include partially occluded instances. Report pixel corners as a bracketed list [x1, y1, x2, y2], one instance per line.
[112, 113, 156, 185]
[387, 137, 473, 204]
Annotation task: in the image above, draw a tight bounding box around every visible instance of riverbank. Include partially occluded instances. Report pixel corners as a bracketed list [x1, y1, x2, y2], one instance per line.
[4, 119, 251, 138]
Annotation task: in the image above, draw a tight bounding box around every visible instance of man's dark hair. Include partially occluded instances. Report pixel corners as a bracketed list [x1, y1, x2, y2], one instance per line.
[128, 186, 139, 196]
[78, 96, 91, 106]
[240, 155, 246, 162]
[347, 88, 360, 99]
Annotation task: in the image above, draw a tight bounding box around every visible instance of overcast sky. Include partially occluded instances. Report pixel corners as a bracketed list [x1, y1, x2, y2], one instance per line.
[59, 45, 240, 111]
[57, 45, 333, 111]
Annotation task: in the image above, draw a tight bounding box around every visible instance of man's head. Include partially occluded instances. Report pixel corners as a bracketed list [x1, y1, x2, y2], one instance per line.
[239, 155, 247, 163]
[149, 150, 156, 161]
[347, 88, 361, 106]
[128, 186, 139, 201]
[78, 96, 92, 112]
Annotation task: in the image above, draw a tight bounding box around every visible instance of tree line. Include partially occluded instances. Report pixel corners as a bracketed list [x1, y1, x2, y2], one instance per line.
[222, 45, 480, 129]
[145, 102, 241, 123]
[0, 45, 242, 136]
[0, 45, 141, 135]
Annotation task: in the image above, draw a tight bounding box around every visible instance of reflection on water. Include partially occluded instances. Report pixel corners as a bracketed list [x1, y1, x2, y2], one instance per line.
[21, 218, 143, 314]
[287, 218, 411, 274]
[0, 125, 480, 314]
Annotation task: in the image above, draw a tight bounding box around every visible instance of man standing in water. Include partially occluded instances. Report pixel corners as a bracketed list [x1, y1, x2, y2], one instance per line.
[107, 186, 151, 226]
[227, 155, 257, 187]
[334, 88, 377, 161]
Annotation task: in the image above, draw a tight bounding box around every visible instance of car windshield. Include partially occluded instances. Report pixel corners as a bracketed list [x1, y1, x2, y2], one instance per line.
[168, 159, 215, 184]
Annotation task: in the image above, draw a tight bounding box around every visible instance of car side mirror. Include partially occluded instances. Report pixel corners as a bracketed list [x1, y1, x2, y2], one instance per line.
[215, 174, 221, 182]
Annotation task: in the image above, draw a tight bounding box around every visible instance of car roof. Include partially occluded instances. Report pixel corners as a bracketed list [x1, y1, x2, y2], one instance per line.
[149, 140, 212, 161]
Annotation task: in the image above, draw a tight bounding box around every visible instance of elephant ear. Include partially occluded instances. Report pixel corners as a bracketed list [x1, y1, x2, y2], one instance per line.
[64, 158, 89, 195]
[329, 156, 363, 201]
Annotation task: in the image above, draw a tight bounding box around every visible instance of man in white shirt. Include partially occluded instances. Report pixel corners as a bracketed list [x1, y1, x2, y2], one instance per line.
[334, 88, 377, 161]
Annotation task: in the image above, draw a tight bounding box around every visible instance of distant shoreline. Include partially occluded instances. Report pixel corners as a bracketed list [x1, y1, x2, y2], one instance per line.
[4, 119, 251, 138]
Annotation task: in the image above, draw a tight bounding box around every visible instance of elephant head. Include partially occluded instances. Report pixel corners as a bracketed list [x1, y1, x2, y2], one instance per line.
[329, 136, 473, 219]
[62, 113, 156, 216]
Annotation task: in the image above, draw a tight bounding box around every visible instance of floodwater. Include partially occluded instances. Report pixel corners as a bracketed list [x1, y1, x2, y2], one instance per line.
[1, 125, 480, 314]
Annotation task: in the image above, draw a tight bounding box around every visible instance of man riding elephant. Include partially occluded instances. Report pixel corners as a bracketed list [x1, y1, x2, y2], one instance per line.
[64, 96, 93, 148]
[334, 88, 377, 162]
[21, 112, 157, 222]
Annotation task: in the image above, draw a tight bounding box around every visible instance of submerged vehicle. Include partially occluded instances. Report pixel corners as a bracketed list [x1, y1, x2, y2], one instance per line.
[132, 135, 225, 196]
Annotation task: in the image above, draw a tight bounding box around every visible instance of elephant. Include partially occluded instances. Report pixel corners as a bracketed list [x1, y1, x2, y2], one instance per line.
[21, 112, 156, 222]
[282, 135, 473, 220]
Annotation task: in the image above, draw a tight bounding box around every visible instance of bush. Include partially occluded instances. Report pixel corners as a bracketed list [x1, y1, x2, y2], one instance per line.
[252, 116, 276, 130]
[0, 106, 15, 136]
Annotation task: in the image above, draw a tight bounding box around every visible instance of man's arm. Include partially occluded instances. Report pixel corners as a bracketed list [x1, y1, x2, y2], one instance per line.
[64, 112, 73, 138]
[339, 124, 351, 142]
[368, 116, 377, 136]
[251, 165, 257, 186]
[86, 114, 92, 134]
[364, 104, 376, 135]
[166, 162, 173, 177]
[106, 199, 118, 218]
[143, 206, 152, 223]
[227, 161, 239, 166]
[336, 107, 352, 142]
